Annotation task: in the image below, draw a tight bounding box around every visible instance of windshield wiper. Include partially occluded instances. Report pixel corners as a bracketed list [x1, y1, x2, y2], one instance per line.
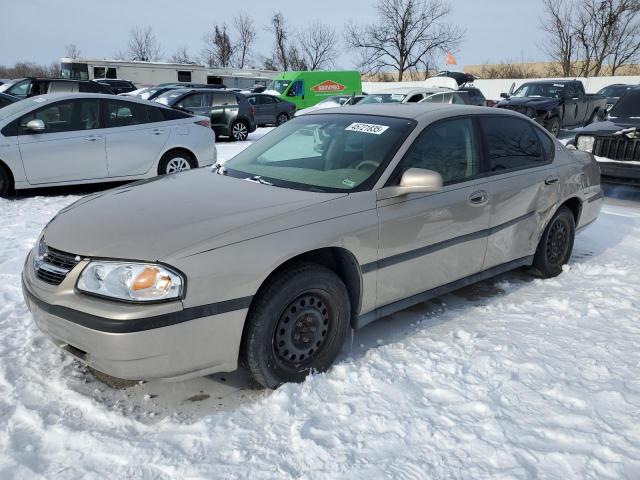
[246, 175, 273, 186]
[213, 163, 227, 175]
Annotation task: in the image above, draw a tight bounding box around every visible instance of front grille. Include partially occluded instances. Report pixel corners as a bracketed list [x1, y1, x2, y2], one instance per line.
[35, 246, 80, 286]
[501, 105, 533, 117]
[593, 136, 640, 162]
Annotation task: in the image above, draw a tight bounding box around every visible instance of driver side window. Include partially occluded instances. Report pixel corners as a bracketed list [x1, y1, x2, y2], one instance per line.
[395, 118, 479, 184]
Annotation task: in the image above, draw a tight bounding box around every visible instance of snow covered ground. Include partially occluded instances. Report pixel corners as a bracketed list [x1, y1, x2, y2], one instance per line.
[1, 130, 640, 479]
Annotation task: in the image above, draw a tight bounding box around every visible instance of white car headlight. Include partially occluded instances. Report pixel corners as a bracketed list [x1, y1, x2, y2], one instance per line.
[576, 135, 595, 153]
[77, 261, 184, 302]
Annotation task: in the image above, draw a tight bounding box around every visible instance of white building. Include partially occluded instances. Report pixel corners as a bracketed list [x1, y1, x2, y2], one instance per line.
[60, 58, 277, 89]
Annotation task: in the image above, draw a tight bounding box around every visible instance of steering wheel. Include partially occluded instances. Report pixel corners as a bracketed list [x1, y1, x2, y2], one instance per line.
[354, 160, 379, 171]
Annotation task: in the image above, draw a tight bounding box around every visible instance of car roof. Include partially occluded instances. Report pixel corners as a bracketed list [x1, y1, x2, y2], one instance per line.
[371, 87, 453, 95]
[13, 92, 171, 106]
[307, 103, 520, 122]
[520, 80, 576, 84]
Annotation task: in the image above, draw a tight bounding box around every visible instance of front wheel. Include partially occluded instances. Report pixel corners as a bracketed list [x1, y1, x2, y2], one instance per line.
[242, 263, 351, 389]
[230, 121, 249, 141]
[531, 206, 575, 278]
[0, 164, 12, 198]
[544, 116, 561, 137]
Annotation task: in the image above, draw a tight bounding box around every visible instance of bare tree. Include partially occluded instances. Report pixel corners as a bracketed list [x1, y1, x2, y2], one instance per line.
[539, 0, 579, 76]
[345, 0, 464, 81]
[202, 24, 234, 67]
[298, 20, 338, 70]
[0, 61, 59, 78]
[267, 11, 290, 70]
[233, 12, 257, 68]
[64, 44, 81, 59]
[169, 46, 196, 64]
[604, 0, 640, 74]
[127, 26, 162, 61]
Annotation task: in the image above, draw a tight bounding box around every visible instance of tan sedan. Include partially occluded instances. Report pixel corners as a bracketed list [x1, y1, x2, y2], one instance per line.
[22, 104, 602, 388]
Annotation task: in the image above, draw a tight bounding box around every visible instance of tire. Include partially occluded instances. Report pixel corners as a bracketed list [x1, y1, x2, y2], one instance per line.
[157, 150, 195, 175]
[242, 262, 351, 389]
[0, 164, 12, 198]
[544, 116, 561, 137]
[230, 120, 249, 141]
[531, 206, 575, 278]
[276, 113, 289, 126]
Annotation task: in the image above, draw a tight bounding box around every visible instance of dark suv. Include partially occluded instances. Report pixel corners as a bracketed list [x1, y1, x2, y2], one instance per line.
[155, 89, 256, 141]
[0, 78, 113, 99]
[93, 78, 137, 95]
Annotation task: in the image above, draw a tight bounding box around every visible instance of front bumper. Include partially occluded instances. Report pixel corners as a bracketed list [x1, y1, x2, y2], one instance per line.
[22, 250, 247, 381]
[598, 160, 640, 183]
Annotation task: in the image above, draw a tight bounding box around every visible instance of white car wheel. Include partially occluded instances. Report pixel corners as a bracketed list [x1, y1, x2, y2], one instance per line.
[165, 158, 191, 174]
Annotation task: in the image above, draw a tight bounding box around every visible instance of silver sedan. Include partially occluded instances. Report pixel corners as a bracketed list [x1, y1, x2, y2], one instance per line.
[0, 93, 216, 196]
[22, 104, 602, 388]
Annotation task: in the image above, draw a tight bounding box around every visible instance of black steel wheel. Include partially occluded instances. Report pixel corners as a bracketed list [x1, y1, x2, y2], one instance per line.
[242, 262, 351, 389]
[531, 206, 575, 278]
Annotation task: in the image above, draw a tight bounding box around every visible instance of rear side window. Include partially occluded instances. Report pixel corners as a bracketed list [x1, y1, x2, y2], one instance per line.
[481, 117, 545, 171]
[259, 96, 276, 105]
[79, 82, 103, 93]
[104, 99, 149, 127]
[160, 108, 191, 121]
[212, 93, 237, 105]
[180, 93, 205, 108]
[395, 117, 479, 184]
[535, 128, 555, 161]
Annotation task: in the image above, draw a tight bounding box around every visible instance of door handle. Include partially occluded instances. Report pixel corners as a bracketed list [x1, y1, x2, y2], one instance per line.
[469, 190, 489, 206]
[545, 176, 559, 185]
[152, 129, 164, 135]
[84, 135, 99, 141]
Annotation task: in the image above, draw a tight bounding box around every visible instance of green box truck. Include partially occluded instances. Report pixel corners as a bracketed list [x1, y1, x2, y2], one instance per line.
[265, 71, 362, 110]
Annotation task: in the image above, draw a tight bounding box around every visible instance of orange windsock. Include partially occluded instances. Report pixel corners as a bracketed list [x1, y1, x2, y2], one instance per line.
[445, 52, 457, 65]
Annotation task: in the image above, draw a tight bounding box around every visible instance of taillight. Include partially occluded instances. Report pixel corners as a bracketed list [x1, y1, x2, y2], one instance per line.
[251, 106, 256, 116]
[195, 119, 211, 128]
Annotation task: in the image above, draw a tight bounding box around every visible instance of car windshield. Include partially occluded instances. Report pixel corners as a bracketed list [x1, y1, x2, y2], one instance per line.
[0, 97, 41, 122]
[512, 83, 564, 98]
[268, 80, 292, 94]
[358, 93, 407, 105]
[222, 114, 415, 193]
[155, 90, 186, 105]
[609, 90, 640, 118]
[598, 85, 631, 98]
[318, 96, 348, 106]
[0, 79, 20, 93]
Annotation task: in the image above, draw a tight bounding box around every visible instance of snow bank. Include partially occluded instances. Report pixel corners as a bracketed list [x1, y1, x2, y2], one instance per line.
[1, 142, 639, 478]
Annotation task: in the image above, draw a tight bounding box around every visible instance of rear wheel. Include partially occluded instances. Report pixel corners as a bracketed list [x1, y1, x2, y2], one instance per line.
[157, 151, 195, 175]
[0, 164, 13, 198]
[276, 113, 289, 126]
[242, 263, 351, 389]
[531, 206, 575, 278]
[544, 116, 561, 137]
[231, 121, 249, 141]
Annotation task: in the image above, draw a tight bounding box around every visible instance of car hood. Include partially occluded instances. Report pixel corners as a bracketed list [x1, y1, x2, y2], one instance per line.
[43, 169, 347, 261]
[499, 96, 559, 109]
[573, 118, 640, 136]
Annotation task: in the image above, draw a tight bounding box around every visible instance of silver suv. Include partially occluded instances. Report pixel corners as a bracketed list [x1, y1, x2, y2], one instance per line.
[22, 104, 602, 388]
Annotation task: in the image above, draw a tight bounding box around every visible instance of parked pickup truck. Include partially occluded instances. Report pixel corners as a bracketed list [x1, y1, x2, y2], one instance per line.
[497, 80, 607, 137]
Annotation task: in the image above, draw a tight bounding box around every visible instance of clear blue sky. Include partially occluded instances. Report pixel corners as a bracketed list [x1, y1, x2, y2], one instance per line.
[0, 0, 548, 69]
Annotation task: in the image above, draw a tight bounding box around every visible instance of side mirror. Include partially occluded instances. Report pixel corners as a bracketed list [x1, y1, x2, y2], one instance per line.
[25, 119, 45, 132]
[377, 168, 443, 200]
[500, 92, 509, 99]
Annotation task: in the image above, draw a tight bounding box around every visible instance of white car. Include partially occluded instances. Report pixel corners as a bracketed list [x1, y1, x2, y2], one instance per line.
[0, 93, 216, 196]
[359, 87, 466, 105]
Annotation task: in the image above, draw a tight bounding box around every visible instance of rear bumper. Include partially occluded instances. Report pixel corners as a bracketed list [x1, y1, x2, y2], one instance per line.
[22, 251, 246, 381]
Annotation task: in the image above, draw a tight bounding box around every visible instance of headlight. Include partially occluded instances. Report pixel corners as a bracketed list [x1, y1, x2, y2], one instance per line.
[33, 233, 46, 270]
[77, 261, 184, 302]
[576, 135, 595, 153]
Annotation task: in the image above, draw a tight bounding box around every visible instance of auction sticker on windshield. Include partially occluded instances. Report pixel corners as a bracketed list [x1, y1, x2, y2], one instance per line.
[345, 123, 390, 135]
